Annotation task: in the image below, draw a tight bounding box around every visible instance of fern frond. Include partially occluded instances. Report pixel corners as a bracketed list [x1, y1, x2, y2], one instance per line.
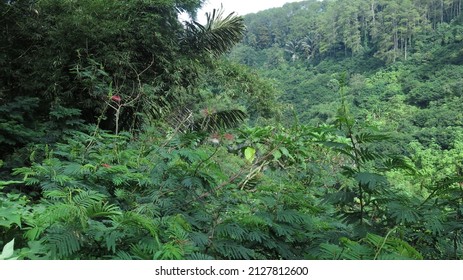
[323, 190, 356, 205]
[271, 223, 296, 240]
[177, 149, 208, 163]
[130, 239, 160, 260]
[272, 240, 297, 259]
[63, 162, 84, 175]
[181, 176, 203, 189]
[275, 209, 308, 224]
[215, 241, 255, 259]
[112, 250, 136, 260]
[188, 232, 208, 249]
[187, 252, 214, 260]
[355, 132, 390, 144]
[45, 225, 83, 259]
[354, 172, 387, 191]
[422, 209, 445, 235]
[133, 203, 161, 218]
[339, 238, 374, 260]
[238, 213, 269, 228]
[317, 243, 344, 260]
[155, 242, 185, 260]
[86, 202, 122, 219]
[72, 190, 107, 208]
[114, 212, 159, 240]
[366, 233, 423, 260]
[247, 230, 269, 243]
[42, 203, 83, 225]
[357, 147, 383, 163]
[43, 189, 68, 200]
[379, 156, 416, 173]
[216, 223, 247, 241]
[387, 201, 421, 224]
[86, 220, 125, 254]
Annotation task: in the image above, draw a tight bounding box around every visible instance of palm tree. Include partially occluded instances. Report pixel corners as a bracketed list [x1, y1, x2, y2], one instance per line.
[285, 40, 300, 62]
[123, 8, 248, 133]
[182, 9, 246, 57]
[160, 9, 249, 132]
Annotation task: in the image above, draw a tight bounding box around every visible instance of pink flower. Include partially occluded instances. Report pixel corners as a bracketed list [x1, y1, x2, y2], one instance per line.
[111, 95, 121, 102]
[102, 163, 111, 168]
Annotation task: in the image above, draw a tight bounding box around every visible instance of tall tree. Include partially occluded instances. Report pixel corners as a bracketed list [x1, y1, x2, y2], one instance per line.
[0, 0, 246, 157]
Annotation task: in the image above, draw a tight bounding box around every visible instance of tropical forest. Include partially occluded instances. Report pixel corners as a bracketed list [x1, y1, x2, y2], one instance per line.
[1, 0, 463, 260]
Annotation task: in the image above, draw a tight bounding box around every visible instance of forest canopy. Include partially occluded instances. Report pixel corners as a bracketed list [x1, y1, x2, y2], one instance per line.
[1, 0, 463, 260]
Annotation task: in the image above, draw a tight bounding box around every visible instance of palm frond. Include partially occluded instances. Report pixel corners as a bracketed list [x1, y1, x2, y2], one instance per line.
[194, 109, 247, 131]
[183, 9, 246, 57]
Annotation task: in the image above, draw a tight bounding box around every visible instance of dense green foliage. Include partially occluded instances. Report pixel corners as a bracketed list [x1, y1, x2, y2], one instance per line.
[2, 0, 463, 260]
[230, 0, 463, 151]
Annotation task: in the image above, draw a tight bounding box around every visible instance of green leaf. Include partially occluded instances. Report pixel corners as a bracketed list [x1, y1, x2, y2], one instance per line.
[354, 172, 387, 190]
[355, 132, 390, 144]
[46, 226, 82, 259]
[279, 147, 294, 160]
[187, 252, 214, 260]
[183, 9, 246, 57]
[0, 208, 22, 229]
[366, 233, 423, 260]
[0, 180, 23, 187]
[387, 201, 421, 224]
[319, 243, 344, 259]
[0, 239, 16, 260]
[244, 147, 256, 162]
[380, 156, 416, 174]
[272, 150, 282, 161]
[86, 202, 122, 219]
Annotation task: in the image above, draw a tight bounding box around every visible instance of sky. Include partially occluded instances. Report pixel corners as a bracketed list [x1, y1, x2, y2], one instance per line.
[192, 0, 305, 23]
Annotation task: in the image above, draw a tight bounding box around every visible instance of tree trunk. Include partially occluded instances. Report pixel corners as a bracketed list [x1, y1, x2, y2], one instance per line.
[404, 37, 408, 60]
[371, 0, 375, 25]
[442, 0, 445, 23]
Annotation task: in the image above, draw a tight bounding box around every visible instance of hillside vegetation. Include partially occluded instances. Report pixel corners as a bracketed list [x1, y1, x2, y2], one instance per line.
[1, 0, 463, 260]
[231, 0, 463, 150]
